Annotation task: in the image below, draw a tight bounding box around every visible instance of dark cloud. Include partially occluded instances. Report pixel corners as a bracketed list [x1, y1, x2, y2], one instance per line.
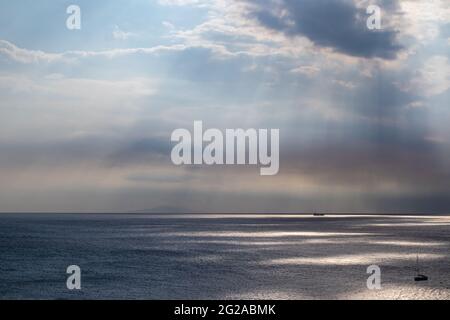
[107, 137, 171, 166]
[280, 139, 449, 189]
[251, 0, 402, 59]
[345, 73, 420, 121]
[0, 136, 171, 169]
[0, 138, 112, 168]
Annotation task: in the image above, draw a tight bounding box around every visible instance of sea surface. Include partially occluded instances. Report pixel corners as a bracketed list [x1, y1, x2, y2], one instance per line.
[0, 214, 449, 300]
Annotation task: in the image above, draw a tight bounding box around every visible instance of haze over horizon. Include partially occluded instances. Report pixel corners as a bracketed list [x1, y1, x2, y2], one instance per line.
[1, 0, 450, 213]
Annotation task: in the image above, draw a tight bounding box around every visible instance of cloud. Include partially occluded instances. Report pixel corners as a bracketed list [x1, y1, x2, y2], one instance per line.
[0, 39, 190, 64]
[409, 56, 450, 97]
[112, 26, 138, 40]
[0, 0, 449, 213]
[0, 40, 64, 64]
[107, 138, 172, 167]
[332, 79, 356, 90]
[0, 73, 157, 142]
[162, 21, 176, 30]
[251, 0, 403, 59]
[351, 74, 418, 119]
[0, 38, 238, 66]
[400, 0, 450, 43]
[290, 65, 321, 76]
[158, 0, 208, 6]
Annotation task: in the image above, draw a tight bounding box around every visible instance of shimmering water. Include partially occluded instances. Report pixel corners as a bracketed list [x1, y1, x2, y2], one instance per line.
[1, 214, 449, 299]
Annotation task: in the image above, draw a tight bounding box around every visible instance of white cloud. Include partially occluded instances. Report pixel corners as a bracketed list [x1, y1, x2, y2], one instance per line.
[162, 21, 175, 30]
[411, 56, 450, 97]
[158, 0, 210, 7]
[0, 40, 64, 64]
[112, 25, 138, 40]
[400, 0, 450, 44]
[290, 65, 321, 77]
[0, 39, 189, 63]
[332, 79, 356, 90]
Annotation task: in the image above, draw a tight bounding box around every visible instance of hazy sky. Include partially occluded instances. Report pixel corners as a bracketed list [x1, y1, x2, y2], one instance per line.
[0, 0, 449, 213]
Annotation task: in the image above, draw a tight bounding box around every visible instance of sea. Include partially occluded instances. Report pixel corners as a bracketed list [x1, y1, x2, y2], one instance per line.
[0, 213, 449, 299]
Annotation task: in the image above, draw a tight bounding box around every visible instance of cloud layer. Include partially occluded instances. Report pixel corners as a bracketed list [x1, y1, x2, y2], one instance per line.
[0, 0, 449, 213]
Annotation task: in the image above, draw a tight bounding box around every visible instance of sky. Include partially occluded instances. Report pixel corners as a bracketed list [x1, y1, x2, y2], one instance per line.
[0, 0, 449, 213]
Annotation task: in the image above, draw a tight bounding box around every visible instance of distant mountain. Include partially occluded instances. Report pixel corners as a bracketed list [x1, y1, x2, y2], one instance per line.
[133, 206, 192, 214]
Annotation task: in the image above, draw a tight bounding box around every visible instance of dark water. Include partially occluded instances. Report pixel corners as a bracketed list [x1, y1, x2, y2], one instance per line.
[1, 214, 449, 299]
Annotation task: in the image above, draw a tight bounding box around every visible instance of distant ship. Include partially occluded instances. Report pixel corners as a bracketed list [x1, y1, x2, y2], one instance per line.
[313, 213, 325, 217]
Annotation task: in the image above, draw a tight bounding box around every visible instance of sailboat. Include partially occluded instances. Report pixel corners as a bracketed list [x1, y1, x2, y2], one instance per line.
[414, 254, 428, 282]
